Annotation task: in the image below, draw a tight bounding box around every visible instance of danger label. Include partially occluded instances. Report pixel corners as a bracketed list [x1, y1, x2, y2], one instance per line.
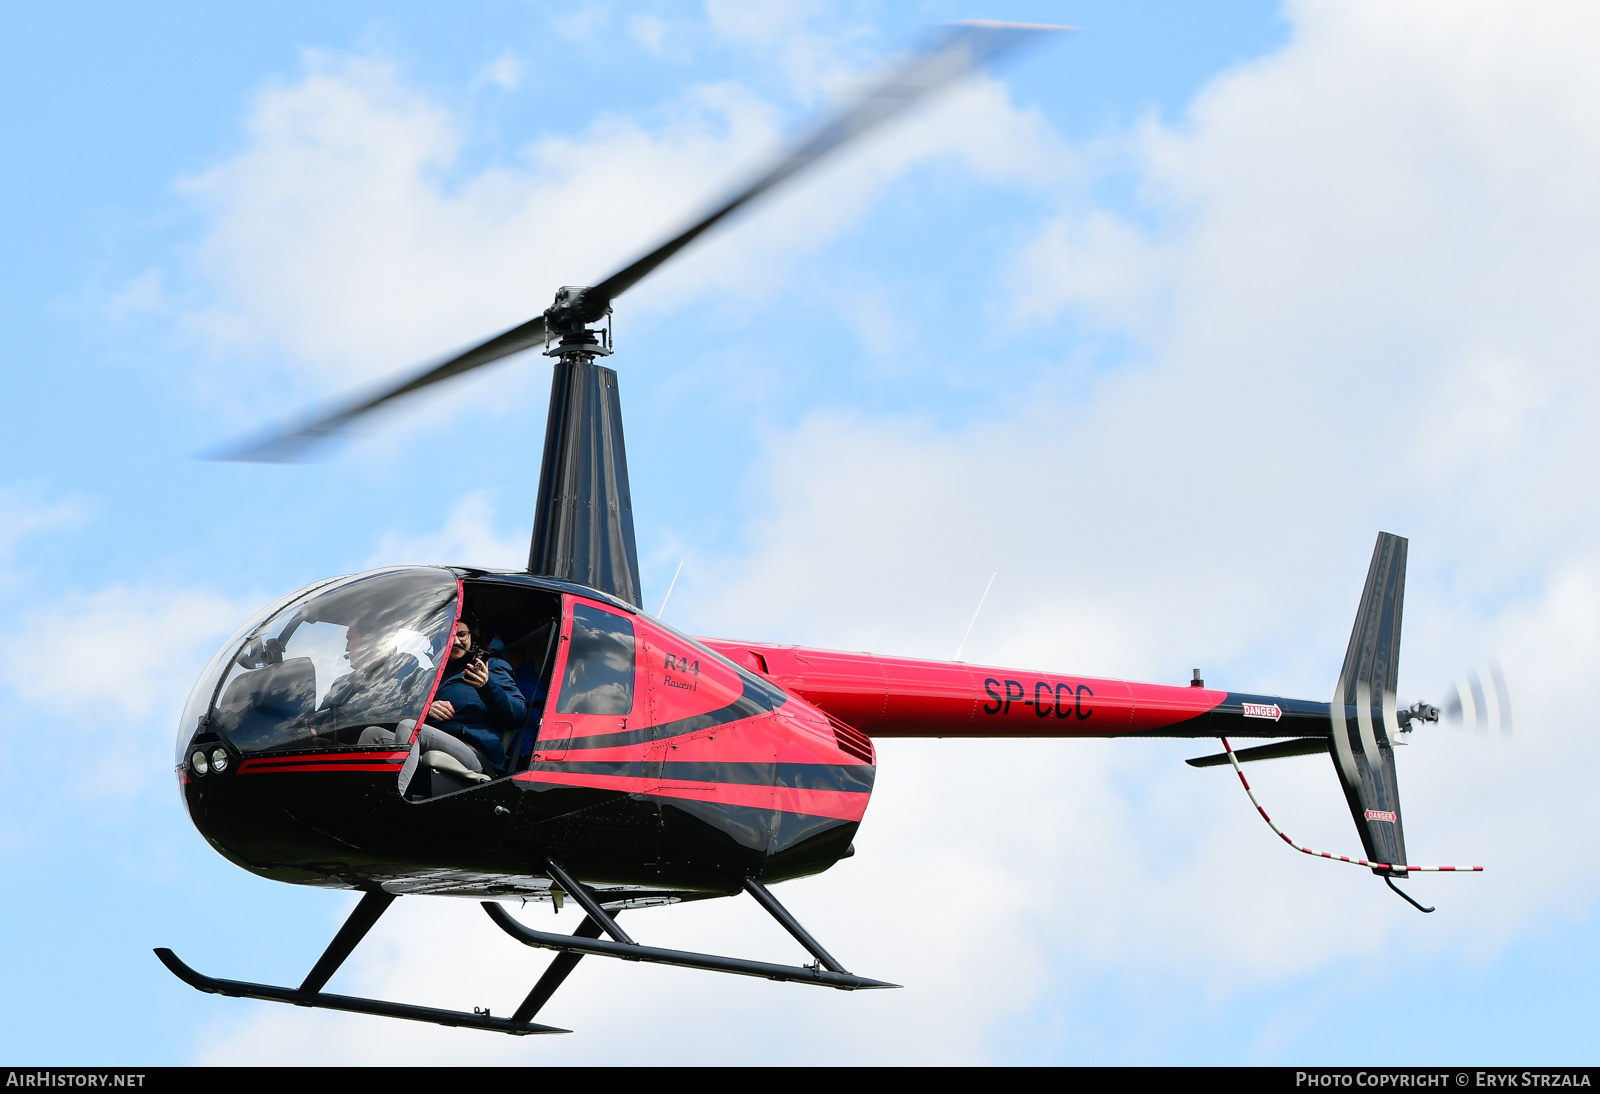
[1241, 702, 1282, 721]
[1365, 809, 1397, 823]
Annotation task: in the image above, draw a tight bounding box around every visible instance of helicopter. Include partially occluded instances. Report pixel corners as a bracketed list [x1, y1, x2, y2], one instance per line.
[158, 22, 1493, 1037]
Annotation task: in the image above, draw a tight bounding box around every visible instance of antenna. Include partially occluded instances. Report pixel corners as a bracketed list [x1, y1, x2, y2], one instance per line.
[656, 560, 684, 619]
[953, 569, 997, 662]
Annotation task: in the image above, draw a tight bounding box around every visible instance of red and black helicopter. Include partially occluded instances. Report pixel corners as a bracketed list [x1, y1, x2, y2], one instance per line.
[160, 23, 1497, 1036]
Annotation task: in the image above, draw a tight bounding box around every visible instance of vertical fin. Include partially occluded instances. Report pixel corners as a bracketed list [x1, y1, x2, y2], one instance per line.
[1329, 532, 1409, 876]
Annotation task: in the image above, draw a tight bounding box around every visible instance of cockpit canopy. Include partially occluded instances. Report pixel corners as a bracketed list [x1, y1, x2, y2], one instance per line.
[177, 567, 458, 762]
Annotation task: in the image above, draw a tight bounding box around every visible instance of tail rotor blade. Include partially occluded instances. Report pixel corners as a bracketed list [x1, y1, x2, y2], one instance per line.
[1468, 671, 1489, 732]
[1489, 659, 1513, 738]
[1446, 673, 1478, 729]
[1440, 663, 1513, 739]
[1443, 683, 1463, 723]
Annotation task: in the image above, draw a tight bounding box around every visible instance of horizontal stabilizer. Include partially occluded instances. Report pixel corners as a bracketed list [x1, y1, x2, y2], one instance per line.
[1186, 737, 1330, 768]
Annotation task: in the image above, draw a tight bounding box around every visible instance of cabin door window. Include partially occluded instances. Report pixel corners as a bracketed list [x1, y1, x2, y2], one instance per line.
[541, 600, 641, 757]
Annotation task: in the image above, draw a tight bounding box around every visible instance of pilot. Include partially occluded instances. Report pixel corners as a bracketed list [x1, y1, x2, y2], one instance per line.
[311, 622, 417, 746]
[423, 614, 528, 776]
[321, 621, 443, 712]
[320, 623, 412, 712]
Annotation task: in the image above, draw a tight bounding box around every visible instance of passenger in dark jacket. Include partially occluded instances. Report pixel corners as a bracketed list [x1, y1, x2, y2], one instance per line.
[425, 617, 527, 774]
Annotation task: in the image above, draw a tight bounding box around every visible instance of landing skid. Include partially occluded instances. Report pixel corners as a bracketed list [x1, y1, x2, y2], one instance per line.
[154, 947, 566, 1035]
[155, 862, 894, 1035]
[154, 890, 565, 1035]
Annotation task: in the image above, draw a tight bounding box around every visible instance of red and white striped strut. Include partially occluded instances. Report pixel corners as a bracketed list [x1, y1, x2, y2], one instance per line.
[1218, 737, 1483, 874]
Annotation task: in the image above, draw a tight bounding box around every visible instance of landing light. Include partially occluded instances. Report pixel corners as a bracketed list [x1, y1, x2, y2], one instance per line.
[191, 751, 209, 776]
[210, 749, 229, 774]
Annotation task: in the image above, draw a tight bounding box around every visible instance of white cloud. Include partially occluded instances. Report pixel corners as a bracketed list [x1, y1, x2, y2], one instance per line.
[704, 0, 875, 105]
[367, 490, 527, 570]
[0, 584, 252, 795]
[549, 3, 614, 44]
[104, 268, 168, 321]
[0, 488, 89, 570]
[627, 14, 674, 59]
[472, 52, 523, 93]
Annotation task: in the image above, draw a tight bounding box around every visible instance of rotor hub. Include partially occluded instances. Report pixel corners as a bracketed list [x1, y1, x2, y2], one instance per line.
[545, 285, 610, 331]
[543, 286, 613, 358]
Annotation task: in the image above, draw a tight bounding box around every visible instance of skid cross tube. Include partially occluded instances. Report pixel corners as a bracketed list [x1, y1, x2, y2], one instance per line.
[482, 902, 898, 990]
[544, 857, 635, 945]
[512, 913, 613, 1023]
[299, 890, 394, 994]
[741, 877, 848, 974]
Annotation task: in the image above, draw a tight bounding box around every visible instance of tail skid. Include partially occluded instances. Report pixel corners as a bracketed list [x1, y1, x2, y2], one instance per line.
[1386, 877, 1436, 914]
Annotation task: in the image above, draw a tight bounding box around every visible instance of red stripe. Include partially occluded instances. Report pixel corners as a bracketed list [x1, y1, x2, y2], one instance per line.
[237, 750, 407, 774]
[547, 714, 866, 767]
[239, 750, 406, 763]
[240, 762, 406, 775]
[512, 769, 870, 821]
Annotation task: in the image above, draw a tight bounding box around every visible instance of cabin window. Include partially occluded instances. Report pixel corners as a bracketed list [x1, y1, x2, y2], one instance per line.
[556, 603, 635, 716]
[195, 568, 458, 754]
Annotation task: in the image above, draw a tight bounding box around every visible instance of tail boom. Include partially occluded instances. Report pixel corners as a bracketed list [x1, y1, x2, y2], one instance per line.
[700, 640, 1329, 741]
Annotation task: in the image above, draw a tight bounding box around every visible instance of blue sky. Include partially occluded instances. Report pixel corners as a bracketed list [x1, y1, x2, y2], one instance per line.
[4, 0, 1598, 1065]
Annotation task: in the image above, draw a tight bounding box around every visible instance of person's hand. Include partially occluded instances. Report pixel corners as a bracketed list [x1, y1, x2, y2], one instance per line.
[463, 658, 490, 688]
[428, 700, 456, 722]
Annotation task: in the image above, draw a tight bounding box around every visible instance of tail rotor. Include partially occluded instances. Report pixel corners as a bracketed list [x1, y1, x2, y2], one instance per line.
[1194, 532, 1488, 908]
[1440, 661, 1513, 738]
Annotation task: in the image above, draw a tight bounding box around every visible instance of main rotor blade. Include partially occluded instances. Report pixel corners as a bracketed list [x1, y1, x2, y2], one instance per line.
[213, 21, 1061, 462]
[589, 21, 1062, 305]
[213, 312, 547, 462]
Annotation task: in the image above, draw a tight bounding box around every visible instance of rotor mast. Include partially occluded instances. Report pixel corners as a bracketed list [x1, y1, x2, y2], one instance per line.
[527, 288, 642, 608]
